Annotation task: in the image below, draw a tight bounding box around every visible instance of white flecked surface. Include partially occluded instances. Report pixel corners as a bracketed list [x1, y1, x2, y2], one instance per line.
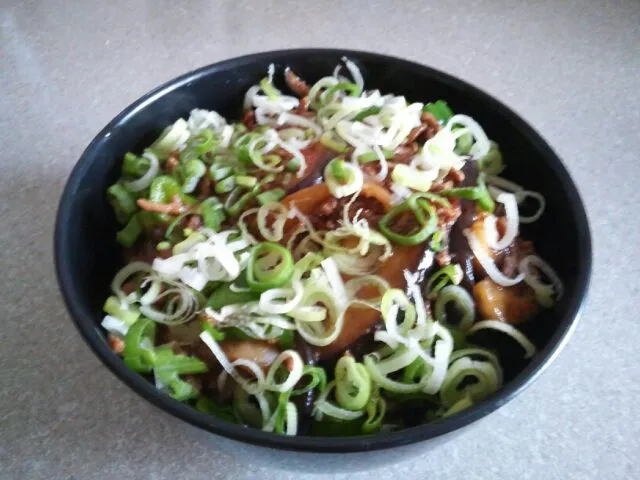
[1, 1, 639, 479]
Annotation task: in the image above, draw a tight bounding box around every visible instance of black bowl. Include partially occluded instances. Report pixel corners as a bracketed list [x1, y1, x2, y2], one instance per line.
[54, 49, 591, 469]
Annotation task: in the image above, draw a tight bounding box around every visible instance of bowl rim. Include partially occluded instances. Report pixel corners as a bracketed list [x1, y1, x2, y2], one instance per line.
[54, 48, 592, 453]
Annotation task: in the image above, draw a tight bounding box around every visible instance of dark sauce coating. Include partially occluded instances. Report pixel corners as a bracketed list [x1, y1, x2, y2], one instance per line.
[447, 161, 479, 291]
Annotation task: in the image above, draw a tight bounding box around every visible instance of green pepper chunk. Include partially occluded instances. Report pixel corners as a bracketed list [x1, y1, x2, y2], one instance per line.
[423, 100, 454, 124]
[107, 183, 137, 224]
[245, 242, 294, 292]
[116, 213, 143, 247]
[122, 317, 156, 373]
[440, 173, 495, 212]
[195, 395, 237, 423]
[378, 194, 438, 245]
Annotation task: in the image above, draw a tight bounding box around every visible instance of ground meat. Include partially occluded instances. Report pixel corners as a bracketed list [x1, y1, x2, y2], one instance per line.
[421, 112, 441, 140]
[392, 143, 420, 164]
[285, 68, 310, 97]
[165, 152, 180, 174]
[311, 194, 386, 230]
[242, 110, 256, 129]
[404, 125, 426, 145]
[185, 214, 202, 231]
[108, 334, 125, 354]
[445, 168, 465, 185]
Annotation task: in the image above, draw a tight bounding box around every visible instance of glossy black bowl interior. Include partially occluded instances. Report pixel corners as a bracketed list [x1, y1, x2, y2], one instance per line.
[55, 49, 591, 454]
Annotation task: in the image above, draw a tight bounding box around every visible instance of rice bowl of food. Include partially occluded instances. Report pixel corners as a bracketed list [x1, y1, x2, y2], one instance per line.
[55, 49, 591, 469]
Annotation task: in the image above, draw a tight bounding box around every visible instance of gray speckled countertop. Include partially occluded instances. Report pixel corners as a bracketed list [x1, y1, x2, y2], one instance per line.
[1, 1, 639, 479]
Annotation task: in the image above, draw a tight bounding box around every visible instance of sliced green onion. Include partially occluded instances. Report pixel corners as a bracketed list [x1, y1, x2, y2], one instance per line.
[122, 152, 150, 177]
[287, 157, 302, 172]
[171, 232, 204, 255]
[257, 188, 285, 206]
[189, 128, 216, 155]
[479, 141, 504, 175]
[200, 197, 226, 232]
[150, 118, 188, 157]
[202, 321, 226, 341]
[429, 230, 444, 252]
[440, 357, 501, 408]
[434, 285, 475, 331]
[246, 242, 294, 292]
[225, 187, 257, 217]
[362, 386, 386, 434]
[207, 283, 260, 310]
[378, 194, 438, 245]
[215, 176, 236, 194]
[116, 214, 142, 247]
[180, 159, 206, 194]
[156, 241, 171, 251]
[154, 368, 199, 401]
[107, 183, 137, 224]
[353, 106, 381, 122]
[423, 100, 454, 125]
[324, 82, 362, 103]
[357, 149, 393, 164]
[329, 158, 350, 183]
[103, 296, 140, 326]
[209, 164, 233, 182]
[196, 395, 237, 423]
[320, 131, 348, 153]
[259, 76, 280, 100]
[149, 175, 181, 204]
[292, 366, 327, 396]
[426, 264, 464, 298]
[235, 175, 258, 188]
[334, 355, 372, 411]
[122, 317, 156, 373]
[442, 394, 474, 417]
[392, 164, 437, 192]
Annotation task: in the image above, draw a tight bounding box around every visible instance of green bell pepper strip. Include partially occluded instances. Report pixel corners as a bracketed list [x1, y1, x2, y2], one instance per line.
[422, 100, 454, 125]
[199, 197, 226, 232]
[149, 175, 181, 203]
[225, 187, 257, 217]
[245, 242, 294, 292]
[155, 369, 199, 401]
[202, 321, 226, 341]
[180, 159, 206, 194]
[122, 152, 150, 177]
[378, 195, 438, 245]
[207, 282, 260, 310]
[103, 296, 140, 326]
[107, 183, 137, 224]
[195, 395, 237, 423]
[153, 345, 208, 375]
[116, 213, 143, 247]
[122, 317, 156, 373]
[257, 188, 285, 206]
[353, 106, 381, 122]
